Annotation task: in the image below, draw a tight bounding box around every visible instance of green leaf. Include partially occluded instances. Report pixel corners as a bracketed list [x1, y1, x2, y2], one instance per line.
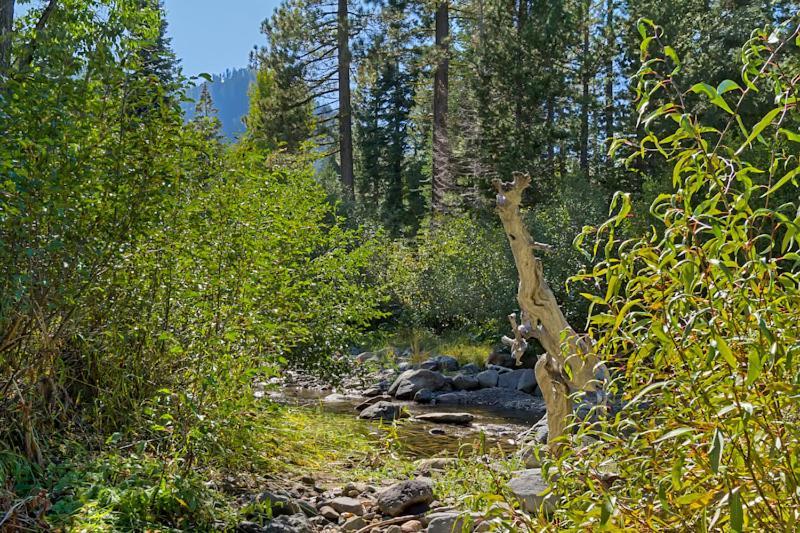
[763, 165, 800, 197]
[655, 427, 695, 443]
[717, 80, 742, 94]
[730, 489, 744, 532]
[778, 128, 800, 142]
[712, 335, 737, 369]
[745, 350, 762, 386]
[709, 429, 724, 473]
[736, 107, 781, 154]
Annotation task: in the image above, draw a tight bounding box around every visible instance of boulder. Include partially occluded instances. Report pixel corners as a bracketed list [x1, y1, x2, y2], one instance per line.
[476, 369, 499, 388]
[375, 479, 435, 517]
[397, 362, 413, 372]
[387, 526, 403, 533]
[413, 412, 475, 425]
[420, 360, 439, 371]
[507, 469, 556, 515]
[460, 363, 482, 375]
[355, 395, 392, 411]
[426, 512, 466, 533]
[498, 368, 536, 393]
[256, 491, 300, 516]
[389, 369, 446, 400]
[358, 401, 408, 421]
[517, 369, 537, 394]
[263, 513, 313, 533]
[328, 496, 364, 516]
[452, 374, 481, 391]
[413, 388, 434, 404]
[434, 355, 460, 372]
[434, 388, 546, 416]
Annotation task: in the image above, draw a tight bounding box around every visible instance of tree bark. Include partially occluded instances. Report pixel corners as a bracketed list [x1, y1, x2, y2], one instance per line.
[432, 0, 450, 215]
[604, 0, 614, 159]
[493, 173, 607, 455]
[0, 0, 13, 74]
[579, 0, 590, 176]
[15, 0, 57, 72]
[337, 0, 354, 200]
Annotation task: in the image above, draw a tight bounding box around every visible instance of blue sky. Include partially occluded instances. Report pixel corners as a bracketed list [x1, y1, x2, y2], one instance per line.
[18, 0, 280, 76]
[164, 0, 279, 76]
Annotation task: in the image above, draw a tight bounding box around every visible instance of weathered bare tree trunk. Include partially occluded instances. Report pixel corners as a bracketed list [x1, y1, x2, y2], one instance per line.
[432, 0, 450, 214]
[0, 0, 13, 74]
[493, 173, 607, 455]
[337, 0, 354, 200]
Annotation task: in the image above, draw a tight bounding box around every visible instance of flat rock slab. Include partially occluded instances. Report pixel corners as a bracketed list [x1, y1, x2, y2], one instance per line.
[376, 479, 435, 517]
[328, 496, 364, 516]
[434, 387, 546, 416]
[413, 412, 475, 425]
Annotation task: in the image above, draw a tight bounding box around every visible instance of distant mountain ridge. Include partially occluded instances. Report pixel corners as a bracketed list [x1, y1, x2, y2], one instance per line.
[183, 68, 254, 141]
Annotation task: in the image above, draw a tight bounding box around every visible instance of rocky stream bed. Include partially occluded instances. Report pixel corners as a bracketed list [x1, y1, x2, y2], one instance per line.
[240, 350, 553, 532]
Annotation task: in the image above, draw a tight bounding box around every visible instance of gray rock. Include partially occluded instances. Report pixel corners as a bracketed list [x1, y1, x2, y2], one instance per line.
[517, 369, 537, 394]
[387, 526, 403, 533]
[356, 351, 380, 363]
[476, 369, 499, 388]
[413, 412, 475, 425]
[434, 355, 460, 372]
[376, 479, 435, 517]
[420, 360, 439, 371]
[529, 414, 548, 444]
[414, 457, 458, 475]
[429, 428, 446, 435]
[398, 362, 413, 372]
[318, 505, 339, 521]
[328, 496, 364, 516]
[497, 369, 522, 390]
[460, 363, 482, 375]
[355, 395, 392, 411]
[452, 374, 481, 391]
[256, 491, 299, 516]
[435, 388, 546, 416]
[426, 512, 466, 533]
[414, 388, 434, 404]
[358, 401, 409, 421]
[362, 386, 384, 397]
[486, 364, 513, 374]
[237, 522, 264, 533]
[389, 369, 446, 400]
[507, 469, 556, 515]
[341, 516, 366, 531]
[264, 513, 313, 533]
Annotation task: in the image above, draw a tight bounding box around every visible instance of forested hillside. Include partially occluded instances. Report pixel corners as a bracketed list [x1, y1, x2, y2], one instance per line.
[183, 68, 254, 141]
[1, 0, 799, 532]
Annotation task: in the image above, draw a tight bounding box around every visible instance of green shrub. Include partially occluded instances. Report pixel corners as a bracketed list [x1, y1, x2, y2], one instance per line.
[550, 19, 800, 531]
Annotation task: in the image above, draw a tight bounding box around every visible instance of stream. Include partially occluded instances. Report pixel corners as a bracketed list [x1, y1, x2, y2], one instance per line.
[268, 386, 538, 458]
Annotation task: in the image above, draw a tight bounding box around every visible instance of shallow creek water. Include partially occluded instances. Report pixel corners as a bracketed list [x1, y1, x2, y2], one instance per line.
[269, 386, 538, 458]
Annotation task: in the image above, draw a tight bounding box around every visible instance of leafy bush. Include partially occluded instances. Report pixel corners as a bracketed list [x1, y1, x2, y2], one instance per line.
[548, 19, 800, 531]
[0, 1, 383, 465]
